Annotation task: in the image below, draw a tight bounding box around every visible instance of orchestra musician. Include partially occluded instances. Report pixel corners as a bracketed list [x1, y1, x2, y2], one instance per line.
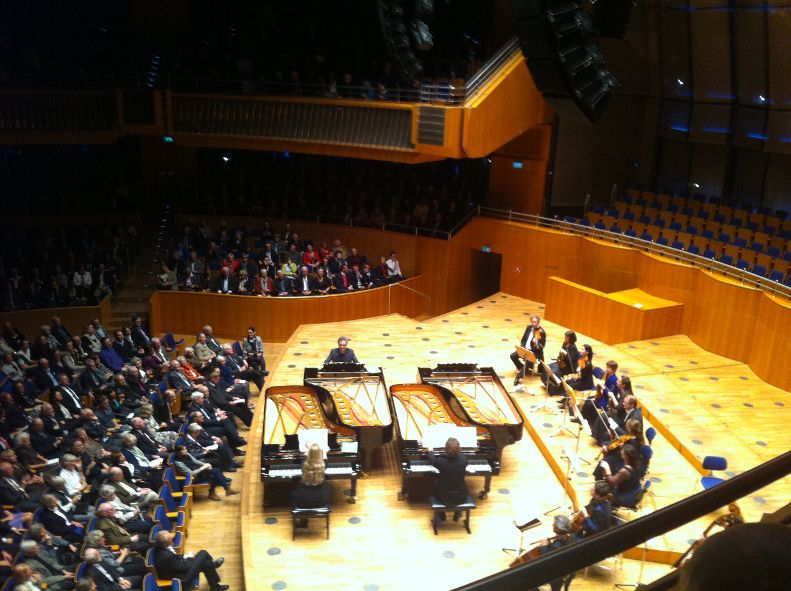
[527, 515, 578, 591]
[551, 343, 593, 399]
[594, 418, 645, 480]
[564, 344, 595, 392]
[324, 336, 360, 364]
[428, 437, 468, 522]
[510, 315, 546, 386]
[542, 331, 580, 393]
[599, 444, 644, 507]
[577, 481, 613, 537]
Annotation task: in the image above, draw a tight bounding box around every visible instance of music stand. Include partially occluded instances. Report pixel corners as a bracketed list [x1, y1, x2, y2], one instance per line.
[553, 381, 591, 462]
[550, 378, 578, 438]
[502, 515, 541, 557]
[529, 359, 559, 413]
[514, 346, 537, 390]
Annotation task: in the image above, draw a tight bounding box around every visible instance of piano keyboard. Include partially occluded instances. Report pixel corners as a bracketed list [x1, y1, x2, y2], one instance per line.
[406, 459, 493, 475]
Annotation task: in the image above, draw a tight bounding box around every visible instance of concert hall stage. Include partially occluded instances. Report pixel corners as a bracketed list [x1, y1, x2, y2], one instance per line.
[179, 293, 790, 591]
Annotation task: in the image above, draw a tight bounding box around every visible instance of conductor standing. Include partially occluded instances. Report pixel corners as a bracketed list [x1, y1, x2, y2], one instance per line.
[429, 437, 468, 521]
[324, 336, 360, 364]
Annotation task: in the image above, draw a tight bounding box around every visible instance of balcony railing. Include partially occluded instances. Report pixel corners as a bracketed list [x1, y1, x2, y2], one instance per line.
[478, 206, 791, 300]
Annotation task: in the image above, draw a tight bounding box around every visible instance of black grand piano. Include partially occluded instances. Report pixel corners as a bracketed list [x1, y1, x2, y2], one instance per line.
[391, 383, 500, 500]
[261, 385, 361, 504]
[303, 363, 394, 470]
[393, 363, 525, 500]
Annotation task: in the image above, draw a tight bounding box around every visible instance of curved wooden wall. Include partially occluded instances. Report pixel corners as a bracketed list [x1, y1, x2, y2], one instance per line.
[444, 218, 791, 391]
[165, 215, 790, 390]
[148, 276, 428, 342]
[0, 297, 111, 344]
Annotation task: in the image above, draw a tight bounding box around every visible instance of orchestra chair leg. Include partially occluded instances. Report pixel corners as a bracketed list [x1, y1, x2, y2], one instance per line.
[291, 507, 331, 540]
[430, 495, 476, 535]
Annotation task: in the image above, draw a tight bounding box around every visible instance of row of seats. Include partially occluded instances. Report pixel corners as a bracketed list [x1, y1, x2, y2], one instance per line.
[573, 214, 791, 285]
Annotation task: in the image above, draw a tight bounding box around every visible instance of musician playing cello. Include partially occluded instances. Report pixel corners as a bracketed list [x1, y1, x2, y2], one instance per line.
[510, 315, 546, 386]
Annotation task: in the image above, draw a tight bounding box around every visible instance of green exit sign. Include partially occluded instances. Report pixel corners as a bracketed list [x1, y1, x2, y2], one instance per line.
[482, 246, 491, 253]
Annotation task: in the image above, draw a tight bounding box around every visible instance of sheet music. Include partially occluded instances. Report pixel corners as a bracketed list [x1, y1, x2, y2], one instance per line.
[298, 428, 329, 453]
[424, 424, 477, 449]
[340, 441, 358, 454]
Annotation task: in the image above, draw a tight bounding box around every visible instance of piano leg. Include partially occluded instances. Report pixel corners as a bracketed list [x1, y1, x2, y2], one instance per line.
[348, 475, 357, 503]
[479, 474, 492, 500]
[398, 472, 409, 501]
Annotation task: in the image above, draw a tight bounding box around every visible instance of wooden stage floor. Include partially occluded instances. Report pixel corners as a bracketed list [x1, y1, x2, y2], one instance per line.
[181, 292, 791, 591]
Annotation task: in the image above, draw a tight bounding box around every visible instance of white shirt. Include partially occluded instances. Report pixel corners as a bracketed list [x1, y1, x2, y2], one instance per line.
[59, 468, 84, 496]
[386, 258, 401, 276]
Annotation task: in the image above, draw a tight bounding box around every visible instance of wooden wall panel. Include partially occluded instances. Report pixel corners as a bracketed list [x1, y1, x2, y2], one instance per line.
[149, 277, 424, 342]
[690, 11, 732, 103]
[165, 216, 791, 390]
[579, 240, 638, 293]
[545, 277, 683, 343]
[685, 275, 762, 362]
[0, 298, 110, 346]
[749, 295, 791, 388]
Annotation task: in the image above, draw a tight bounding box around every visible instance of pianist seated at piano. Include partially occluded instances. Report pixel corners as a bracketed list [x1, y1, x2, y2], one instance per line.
[292, 444, 331, 517]
[324, 337, 360, 365]
[428, 437, 469, 522]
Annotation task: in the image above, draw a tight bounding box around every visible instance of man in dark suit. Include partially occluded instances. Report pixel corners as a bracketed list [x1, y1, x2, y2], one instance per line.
[112, 330, 135, 363]
[82, 547, 131, 591]
[50, 317, 72, 349]
[0, 461, 40, 511]
[19, 539, 74, 591]
[295, 266, 316, 296]
[324, 337, 360, 364]
[33, 358, 61, 394]
[187, 392, 246, 450]
[200, 326, 224, 355]
[29, 418, 63, 458]
[152, 530, 228, 591]
[206, 369, 252, 427]
[615, 395, 643, 436]
[130, 315, 151, 350]
[331, 263, 355, 293]
[428, 437, 469, 522]
[510, 314, 547, 386]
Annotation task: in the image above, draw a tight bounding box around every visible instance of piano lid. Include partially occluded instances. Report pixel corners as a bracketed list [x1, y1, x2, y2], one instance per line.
[318, 362, 366, 373]
[263, 385, 355, 446]
[304, 367, 392, 428]
[391, 384, 489, 446]
[418, 365, 522, 427]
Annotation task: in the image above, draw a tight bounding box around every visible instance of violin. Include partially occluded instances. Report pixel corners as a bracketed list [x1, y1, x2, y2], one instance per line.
[557, 348, 568, 370]
[597, 433, 633, 460]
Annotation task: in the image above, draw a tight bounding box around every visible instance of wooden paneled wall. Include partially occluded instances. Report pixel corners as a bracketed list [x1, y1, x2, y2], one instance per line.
[169, 215, 790, 389]
[149, 276, 429, 342]
[0, 297, 111, 345]
[443, 218, 791, 391]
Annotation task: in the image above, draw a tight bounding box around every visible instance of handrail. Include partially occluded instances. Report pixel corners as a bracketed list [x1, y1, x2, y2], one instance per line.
[1, 39, 525, 107]
[453, 450, 791, 591]
[476, 206, 791, 300]
[464, 37, 522, 100]
[387, 281, 432, 316]
[175, 206, 458, 240]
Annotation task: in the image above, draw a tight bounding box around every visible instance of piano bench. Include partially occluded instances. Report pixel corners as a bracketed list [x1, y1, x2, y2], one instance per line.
[430, 496, 476, 535]
[291, 507, 331, 540]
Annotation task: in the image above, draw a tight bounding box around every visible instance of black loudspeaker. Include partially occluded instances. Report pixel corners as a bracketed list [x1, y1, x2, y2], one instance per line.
[512, 0, 617, 122]
[592, 0, 635, 38]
